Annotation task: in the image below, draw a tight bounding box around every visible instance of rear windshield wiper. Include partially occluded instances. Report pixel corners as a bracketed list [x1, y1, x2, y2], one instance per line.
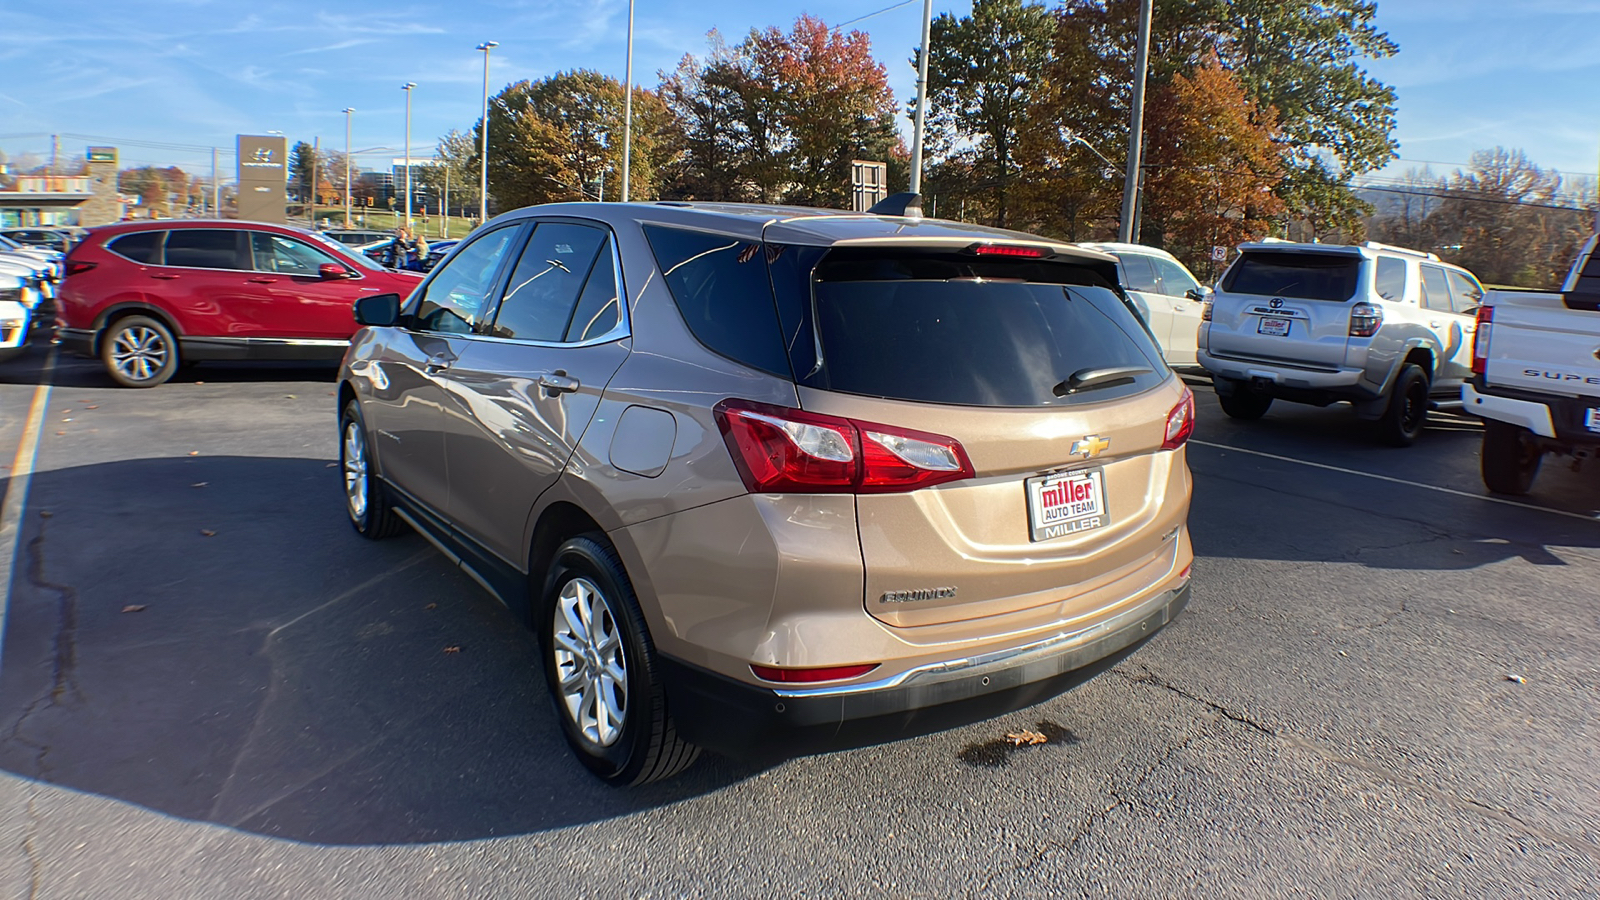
[1053, 365, 1152, 396]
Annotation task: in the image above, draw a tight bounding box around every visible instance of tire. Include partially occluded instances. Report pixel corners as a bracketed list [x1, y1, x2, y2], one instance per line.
[101, 315, 179, 388]
[540, 534, 700, 786]
[1378, 363, 1429, 447]
[1480, 419, 1542, 495]
[339, 401, 406, 539]
[1216, 380, 1273, 420]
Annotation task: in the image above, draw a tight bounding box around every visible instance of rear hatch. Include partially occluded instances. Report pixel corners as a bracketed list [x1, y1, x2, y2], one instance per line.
[1209, 248, 1362, 369]
[769, 243, 1192, 630]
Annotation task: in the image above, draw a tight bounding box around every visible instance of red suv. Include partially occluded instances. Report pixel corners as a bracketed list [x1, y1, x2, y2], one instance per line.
[58, 220, 423, 386]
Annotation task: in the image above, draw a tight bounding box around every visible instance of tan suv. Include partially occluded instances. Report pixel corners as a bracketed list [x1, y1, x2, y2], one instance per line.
[338, 196, 1195, 784]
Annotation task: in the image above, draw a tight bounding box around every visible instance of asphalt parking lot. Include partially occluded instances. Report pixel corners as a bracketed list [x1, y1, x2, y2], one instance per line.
[1, 346, 1597, 899]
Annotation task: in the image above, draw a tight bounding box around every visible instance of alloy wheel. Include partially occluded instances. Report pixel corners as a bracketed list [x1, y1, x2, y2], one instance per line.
[110, 326, 168, 383]
[343, 421, 368, 520]
[552, 576, 629, 748]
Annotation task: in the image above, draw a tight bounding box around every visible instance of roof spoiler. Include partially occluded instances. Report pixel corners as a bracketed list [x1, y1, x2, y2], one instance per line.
[867, 192, 922, 219]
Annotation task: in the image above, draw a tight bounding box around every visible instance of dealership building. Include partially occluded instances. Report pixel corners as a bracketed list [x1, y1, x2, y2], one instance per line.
[0, 147, 124, 227]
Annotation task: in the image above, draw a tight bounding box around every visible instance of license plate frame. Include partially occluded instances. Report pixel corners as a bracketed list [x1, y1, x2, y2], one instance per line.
[1026, 467, 1108, 542]
[1257, 317, 1292, 336]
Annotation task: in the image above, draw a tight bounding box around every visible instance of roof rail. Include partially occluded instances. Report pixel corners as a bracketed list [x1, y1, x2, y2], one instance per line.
[1360, 240, 1439, 261]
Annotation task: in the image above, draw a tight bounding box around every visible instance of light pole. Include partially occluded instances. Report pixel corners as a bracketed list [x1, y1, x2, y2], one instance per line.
[1118, 0, 1153, 242]
[342, 108, 354, 227]
[402, 82, 416, 230]
[621, 4, 634, 201]
[477, 42, 498, 224]
[909, 0, 933, 195]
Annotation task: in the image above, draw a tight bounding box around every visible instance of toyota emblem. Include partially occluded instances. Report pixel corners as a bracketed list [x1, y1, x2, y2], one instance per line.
[1269, 298, 1284, 309]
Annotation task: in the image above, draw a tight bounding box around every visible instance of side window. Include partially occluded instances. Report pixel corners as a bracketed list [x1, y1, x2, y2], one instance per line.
[250, 233, 339, 275]
[490, 222, 607, 342]
[163, 229, 247, 270]
[1420, 265, 1453, 313]
[565, 241, 621, 342]
[1446, 270, 1483, 312]
[108, 231, 162, 264]
[1120, 254, 1161, 293]
[1374, 257, 1407, 301]
[1153, 257, 1199, 297]
[642, 225, 790, 376]
[411, 225, 519, 334]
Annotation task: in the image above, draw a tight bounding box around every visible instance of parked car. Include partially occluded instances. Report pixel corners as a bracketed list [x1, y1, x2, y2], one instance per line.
[423, 238, 458, 271]
[57, 220, 424, 387]
[1199, 240, 1485, 446]
[1080, 242, 1209, 368]
[321, 229, 394, 247]
[339, 197, 1195, 784]
[0, 271, 31, 363]
[1465, 234, 1600, 494]
[1, 228, 72, 252]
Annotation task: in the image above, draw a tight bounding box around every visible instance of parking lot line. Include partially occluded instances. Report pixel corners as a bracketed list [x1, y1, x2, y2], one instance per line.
[0, 349, 58, 671]
[1191, 439, 1600, 524]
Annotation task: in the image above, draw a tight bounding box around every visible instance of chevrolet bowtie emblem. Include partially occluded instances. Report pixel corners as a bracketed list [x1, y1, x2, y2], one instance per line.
[1069, 435, 1111, 459]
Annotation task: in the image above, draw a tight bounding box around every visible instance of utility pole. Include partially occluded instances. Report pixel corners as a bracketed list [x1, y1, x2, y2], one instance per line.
[310, 136, 319, 222]
[443, 165, 450, 237]
[477, 42, 498, 225]
[211, 147, 219, 217]
[909, 0, 933, 195]
[1118, 0, 1153, 243]
[402, 82, 416, 230]
[621, 1, 635, 201]
[51, 134, 60, 174]
[343, 108, 354, 228]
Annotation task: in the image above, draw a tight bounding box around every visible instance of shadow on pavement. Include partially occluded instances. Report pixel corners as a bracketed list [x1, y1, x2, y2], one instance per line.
[0, 456, 763, 846]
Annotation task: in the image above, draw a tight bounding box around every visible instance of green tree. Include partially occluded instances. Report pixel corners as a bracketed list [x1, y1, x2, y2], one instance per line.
[288, 141, 317, 204]
[921, 0, 1056, 228]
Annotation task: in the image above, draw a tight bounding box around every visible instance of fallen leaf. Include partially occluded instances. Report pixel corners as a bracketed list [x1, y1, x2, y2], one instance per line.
[121, 604, 147, 613]
[38, 510, 52, 519]
[191, 482, 208, 488]
[1007, 729, 1047, 746]
[62, 418, 73, 422]
[443, 645, 461, 654]
[86, 405, 99, 410]
[1505, 673, 1526, 684]
[194, 381, 205, 385]
[200, 529, 217, 537]
[187, 451, 200, 457]
[55, 431, 65, 436]
[424, 603, 438, 610]
[285, 394, 297, 399]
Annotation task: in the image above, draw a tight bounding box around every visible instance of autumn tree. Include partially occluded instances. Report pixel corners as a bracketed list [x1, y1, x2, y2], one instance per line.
[1140, 56, 1284, 276]
[922, 0, 1055, 228]
[659, 32, 763, 201]
[480, 70, 674, 210]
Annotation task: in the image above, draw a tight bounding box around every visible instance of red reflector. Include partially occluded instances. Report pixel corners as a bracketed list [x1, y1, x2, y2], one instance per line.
[65, 260, 97, 277]
[1162, 386, 1196, 450]
[969, 243, 1050, 258]
[750, 663, 880, 684]
[1179, 563, 1192, 580]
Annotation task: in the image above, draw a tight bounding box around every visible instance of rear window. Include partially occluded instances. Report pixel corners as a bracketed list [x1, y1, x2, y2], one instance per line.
[1223, 251, 1360, 302]
[108, 231, 162, 264]
[795, 249, 1165, 408]
[643, 225, 791, 377]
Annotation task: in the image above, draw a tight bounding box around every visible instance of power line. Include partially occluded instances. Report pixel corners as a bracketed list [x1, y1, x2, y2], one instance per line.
[838, 0, 918, 28]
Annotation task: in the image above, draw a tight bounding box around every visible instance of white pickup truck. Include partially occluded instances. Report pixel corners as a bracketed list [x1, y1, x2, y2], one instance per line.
[1463, 234, 1600, 494]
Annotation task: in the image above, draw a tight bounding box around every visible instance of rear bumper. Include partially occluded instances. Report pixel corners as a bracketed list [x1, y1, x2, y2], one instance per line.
[1465, 380, 1600, 446]
[1199, 350, 1377, 398]
[661, 580, 1190, 761]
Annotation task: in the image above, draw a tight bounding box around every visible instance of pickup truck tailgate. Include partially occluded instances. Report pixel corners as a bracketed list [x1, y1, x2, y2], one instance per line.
[1484, 291, 1600, 399]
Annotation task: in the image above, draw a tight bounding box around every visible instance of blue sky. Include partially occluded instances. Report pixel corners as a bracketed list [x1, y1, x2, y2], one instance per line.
[2, 0, 1598, 189]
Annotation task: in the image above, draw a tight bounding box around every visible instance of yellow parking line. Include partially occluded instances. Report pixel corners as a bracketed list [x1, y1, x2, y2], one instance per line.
[0, 348, 58, 667]
[1191, 439, 1600, 524]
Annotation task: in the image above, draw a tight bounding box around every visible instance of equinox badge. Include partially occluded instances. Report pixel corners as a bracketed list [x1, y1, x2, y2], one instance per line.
[1069, 435, 1111, 459]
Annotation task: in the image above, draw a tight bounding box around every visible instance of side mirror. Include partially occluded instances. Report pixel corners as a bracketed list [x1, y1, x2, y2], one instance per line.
[353, 293, 402, 327]
[1185, 286, 1213, 302]
[320, 263, 353, 279]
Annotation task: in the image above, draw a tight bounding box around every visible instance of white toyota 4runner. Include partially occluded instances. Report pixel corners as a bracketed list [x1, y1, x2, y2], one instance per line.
[1198, 240, 1485, 446]
[1465, 234, 1600, 494]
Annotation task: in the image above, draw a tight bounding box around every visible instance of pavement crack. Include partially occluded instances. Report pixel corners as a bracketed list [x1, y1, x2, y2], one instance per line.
[22, 793, 41, 900]
[7, 522, 82, 779]
[1113, 664, 1276, 736]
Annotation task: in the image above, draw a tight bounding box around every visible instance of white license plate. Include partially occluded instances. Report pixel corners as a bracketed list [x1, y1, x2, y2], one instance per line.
[1257, 317, 1291, 336]
[1026, 468, 1107, 542]
[1586, 407, 1600, 433]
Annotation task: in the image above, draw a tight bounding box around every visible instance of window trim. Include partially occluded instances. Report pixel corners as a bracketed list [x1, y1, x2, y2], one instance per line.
[106, 229, 168, 265]
[460, 216, 631, 349]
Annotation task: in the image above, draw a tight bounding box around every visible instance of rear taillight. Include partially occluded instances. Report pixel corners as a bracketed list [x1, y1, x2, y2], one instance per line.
[1349, 302, 1382, 337]
[714, 399, 975, 495]
[1201, 302, 1213, 322]
[1471, 305, 1493, 375]
[750, 663, 880, 684]
[65, 260, 97, 277]
[1162, 386, 1196, 451]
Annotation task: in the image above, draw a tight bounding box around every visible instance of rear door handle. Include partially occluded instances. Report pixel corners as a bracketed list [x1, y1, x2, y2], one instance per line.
[538, 371, 580, 394]
[151, 273, 180, 280]
[247, 276, 278, 284]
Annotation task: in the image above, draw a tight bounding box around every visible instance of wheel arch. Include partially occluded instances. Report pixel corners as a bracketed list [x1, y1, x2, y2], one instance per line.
[92, 303, 183, 357]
